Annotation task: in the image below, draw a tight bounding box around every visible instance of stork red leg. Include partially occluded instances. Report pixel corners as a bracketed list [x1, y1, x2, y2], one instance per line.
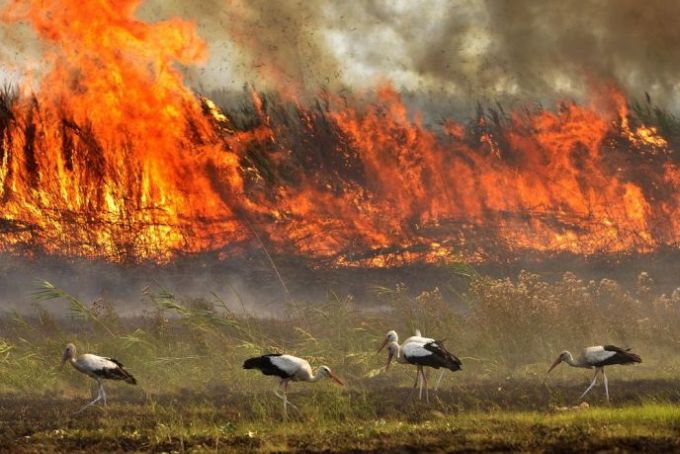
[74, 380, 104, 415]
[434, 369, 446, 392]
[273, 381, 286, 407]
[602, 368, 609, 402]
[422, 369, 430, 403]
[101, 382, 107, 406]
[283, 381, 289, 418]
[273, 380, 290, 419]
[407, 369, 420, 402]
[579, 368, 601, 401]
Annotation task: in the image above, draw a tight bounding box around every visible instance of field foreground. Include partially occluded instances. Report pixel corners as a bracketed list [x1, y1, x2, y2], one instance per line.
[3, 271, 680, 451]
[2, 385, 680, 453]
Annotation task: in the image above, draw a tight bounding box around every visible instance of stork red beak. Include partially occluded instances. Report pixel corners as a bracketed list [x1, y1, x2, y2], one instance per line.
[328, 371, 344, 386]
[385, 349, 394, 371]
[547, 357, 562, 373]
[377, 337, 389, 353]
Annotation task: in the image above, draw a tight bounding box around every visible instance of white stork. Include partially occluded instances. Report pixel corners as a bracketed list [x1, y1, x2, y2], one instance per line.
[378, 330, 462, 402]
[410, 330, 450, 391]
[61, 343, 137, 414]
[378, 330, 452, 392]
[378, 330, 445, 389]
[548, 345, 642, 401]
[243, 354, 344, 417]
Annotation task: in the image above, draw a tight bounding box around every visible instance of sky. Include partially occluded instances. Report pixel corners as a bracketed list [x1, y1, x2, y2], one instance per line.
[1, 0, 679, 112]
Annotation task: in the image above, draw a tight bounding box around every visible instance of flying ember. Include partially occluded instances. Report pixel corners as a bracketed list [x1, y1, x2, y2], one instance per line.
[0, 0, 678, 267]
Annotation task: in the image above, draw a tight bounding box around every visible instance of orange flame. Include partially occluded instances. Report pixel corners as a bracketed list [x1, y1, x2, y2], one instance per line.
[0, 0, 246, 261]
[0, 1, 678, 267]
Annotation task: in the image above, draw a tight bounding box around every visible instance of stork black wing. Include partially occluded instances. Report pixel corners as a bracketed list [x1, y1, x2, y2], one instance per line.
[105, 357, 124, 368]
[601, 345, 642, 365]
[96, 358, 137, 384]
[243, 354, 291, 378]
[421, 340, 463, 371]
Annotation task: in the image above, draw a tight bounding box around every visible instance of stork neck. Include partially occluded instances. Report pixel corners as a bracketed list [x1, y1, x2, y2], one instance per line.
[310, 370, 326, 382]
[62, 355, 77, 370]
[388, 341, 405, 363]
[563, 352, 584, 368]
[64, 352, 77, 364]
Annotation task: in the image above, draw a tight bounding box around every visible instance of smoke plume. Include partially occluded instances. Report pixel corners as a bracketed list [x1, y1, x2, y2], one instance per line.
[2, 0, 679, 111]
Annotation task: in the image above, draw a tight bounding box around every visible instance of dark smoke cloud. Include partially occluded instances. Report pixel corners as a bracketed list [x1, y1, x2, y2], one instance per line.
[482, 0, 680, 106]
[3, 0, 680, 109]
[182, 0, 680, 109]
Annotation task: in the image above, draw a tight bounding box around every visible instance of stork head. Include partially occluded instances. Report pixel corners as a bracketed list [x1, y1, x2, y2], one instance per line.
[377, 330, 398, 353]
[61, 343, 77, 368]
[318, 366, 344, 386]
[548, 351, 570, 373]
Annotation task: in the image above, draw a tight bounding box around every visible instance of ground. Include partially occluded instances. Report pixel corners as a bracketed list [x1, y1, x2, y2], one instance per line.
[2, 379, 680, 452]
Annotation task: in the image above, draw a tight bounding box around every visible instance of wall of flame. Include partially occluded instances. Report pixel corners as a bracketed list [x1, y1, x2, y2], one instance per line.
[0, 0, 678, 267]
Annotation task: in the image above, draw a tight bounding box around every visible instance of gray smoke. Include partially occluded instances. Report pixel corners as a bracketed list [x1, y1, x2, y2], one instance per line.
[482, 0, 680, 107]
[165, 0, 680, 109]
[2, 0, 680, 112]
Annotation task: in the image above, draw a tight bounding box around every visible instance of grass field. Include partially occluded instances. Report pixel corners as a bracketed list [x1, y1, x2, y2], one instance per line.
[3, 388, 680, 452]
[2, 270, 680, 452]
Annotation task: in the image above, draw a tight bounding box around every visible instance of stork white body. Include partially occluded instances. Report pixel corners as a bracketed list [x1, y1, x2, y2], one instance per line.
[379, 330, 462, 402]
[548, 345, 642, 402]
[243, 354, 343, 418]
[61, 343, 137, 414]
[405, 330, 448, 391]
[402, 329, 433, 346]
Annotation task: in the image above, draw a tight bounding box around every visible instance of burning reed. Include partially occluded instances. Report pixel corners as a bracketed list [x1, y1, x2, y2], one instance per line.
[1, 83, 680, 267]
[1, 1, 680, 268]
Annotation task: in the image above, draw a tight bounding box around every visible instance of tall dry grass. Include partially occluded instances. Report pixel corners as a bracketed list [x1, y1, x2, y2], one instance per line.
[0, 270, 678, 398]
